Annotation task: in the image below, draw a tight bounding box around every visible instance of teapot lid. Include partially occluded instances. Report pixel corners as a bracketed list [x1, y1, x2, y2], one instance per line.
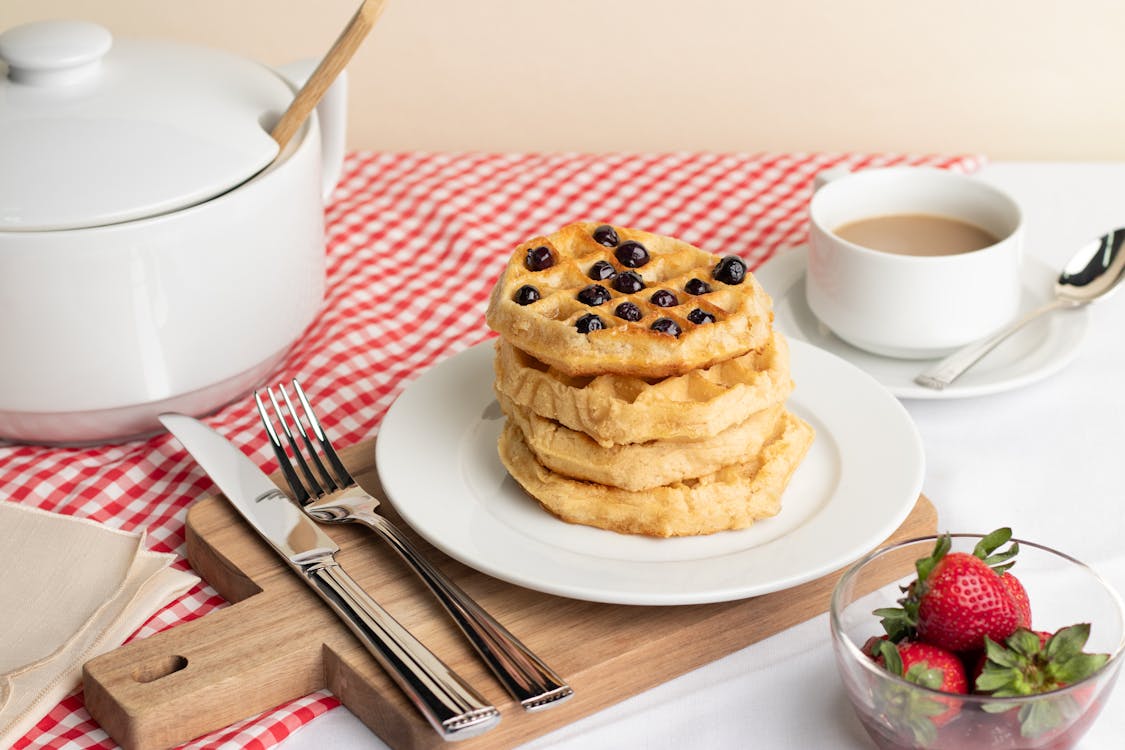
[0, 20, 289, 231]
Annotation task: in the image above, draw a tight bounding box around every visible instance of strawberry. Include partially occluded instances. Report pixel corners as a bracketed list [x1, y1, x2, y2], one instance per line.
[1000, 571, 1032, 629]
[874, 639, 967, 742]
[875, 528, 1024, 652]
[976, 624, 1110, 739]
[967, 631, 1051, 687]
[860, 634, 889, 659]
[916, 551, 1022, 651]
[877, 640, 969, 700]
[977, 625, 1108, 696]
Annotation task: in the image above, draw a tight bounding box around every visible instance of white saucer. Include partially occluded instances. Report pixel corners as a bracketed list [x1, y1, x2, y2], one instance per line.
[376, 339, 924, 605]
[754, 246, 1090, 399]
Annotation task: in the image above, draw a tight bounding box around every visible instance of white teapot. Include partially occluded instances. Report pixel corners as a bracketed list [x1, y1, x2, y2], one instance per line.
[0, 20, 347, 443]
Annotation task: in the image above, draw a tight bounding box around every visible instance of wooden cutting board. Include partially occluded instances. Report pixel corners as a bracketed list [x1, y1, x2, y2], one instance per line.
[83, 438, 937, 750]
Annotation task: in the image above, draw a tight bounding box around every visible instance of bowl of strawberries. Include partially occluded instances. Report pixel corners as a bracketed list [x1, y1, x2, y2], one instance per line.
[831, 529, 1125, 749]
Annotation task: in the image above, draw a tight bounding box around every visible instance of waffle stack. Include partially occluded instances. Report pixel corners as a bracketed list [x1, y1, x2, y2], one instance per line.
[485, 222, 814, 537]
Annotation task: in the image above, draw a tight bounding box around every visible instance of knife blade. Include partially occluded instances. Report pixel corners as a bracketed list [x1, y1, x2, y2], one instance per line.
[159, 413, 500, 741]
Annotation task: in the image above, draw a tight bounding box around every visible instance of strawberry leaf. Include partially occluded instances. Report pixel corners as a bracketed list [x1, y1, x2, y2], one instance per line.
[874, 606, 914, 642]
[983, 636, 1024, 669]
[1008, 629, 1044, 659]
[1050, 652, 1109, 685]
[916, 534, 951, 583]
[1044, 623, 1090, 662]
[972, 527, 1019, 574]
[904, 663, 946, 691]
[876, 639, 904, 674]
[1019, 699, 1069, 738]
[976, 667, 1019, 694]
[972, 527, 1012, 558]
[983, 545, 1019, 574]
[981, 700, 1018, 715]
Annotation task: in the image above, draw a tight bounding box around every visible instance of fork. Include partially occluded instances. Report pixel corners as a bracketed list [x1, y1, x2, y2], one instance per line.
[255, 380, 574, 711]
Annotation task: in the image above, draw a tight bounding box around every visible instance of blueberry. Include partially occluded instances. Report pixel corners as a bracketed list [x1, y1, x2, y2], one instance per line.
[650, 289, 678, 307]
[612, 270, 646, 294]
[592, 224, 620, 247]
[615, 241, 650, 268]
[614, 301, 643, 321]
[577, 284, 612, 306]
[651, 318, 681, 337]
[684, 278, 712, 295]
[575, 313, 605, 333]
[525, 245, 555, 271]
[587, 260, 617, 281]
[513, 285, 540, 305]
[712, 255, 747, 285]
[687, 308, 716, 325]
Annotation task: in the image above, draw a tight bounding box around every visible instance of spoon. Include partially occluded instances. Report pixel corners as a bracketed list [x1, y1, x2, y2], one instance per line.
[915, 227, 1125, 390]
[270, 0, 387, 152]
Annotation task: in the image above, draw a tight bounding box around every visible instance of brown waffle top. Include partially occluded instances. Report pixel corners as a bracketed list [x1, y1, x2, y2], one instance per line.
[485, 222, 773, 377]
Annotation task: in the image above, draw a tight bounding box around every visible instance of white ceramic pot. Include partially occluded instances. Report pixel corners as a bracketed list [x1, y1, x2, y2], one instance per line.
[0, 20, 346, 444]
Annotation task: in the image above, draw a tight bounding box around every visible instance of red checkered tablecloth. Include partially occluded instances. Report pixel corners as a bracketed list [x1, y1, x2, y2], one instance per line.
[4, 151, 982, 749]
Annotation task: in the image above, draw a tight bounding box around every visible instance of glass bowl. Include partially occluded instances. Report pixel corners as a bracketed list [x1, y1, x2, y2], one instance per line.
[830, 534, 1125, 749]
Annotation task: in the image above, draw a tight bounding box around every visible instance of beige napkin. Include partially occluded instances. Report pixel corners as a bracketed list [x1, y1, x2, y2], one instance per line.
[0, 502, 199, 747]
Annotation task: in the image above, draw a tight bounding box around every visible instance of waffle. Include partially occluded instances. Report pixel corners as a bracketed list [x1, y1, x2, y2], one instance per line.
[492, 331, 794, 448]
[485, 222, 774, 378]
[499, 391, 786, 491]
[497, 411, 815, 537]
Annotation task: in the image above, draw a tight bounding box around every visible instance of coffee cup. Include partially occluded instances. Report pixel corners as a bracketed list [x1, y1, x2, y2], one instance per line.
[806, 167, 1023, 359]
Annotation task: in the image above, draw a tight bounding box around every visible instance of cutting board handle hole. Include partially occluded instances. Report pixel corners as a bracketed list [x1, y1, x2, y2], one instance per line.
[131, 655, 188, 683]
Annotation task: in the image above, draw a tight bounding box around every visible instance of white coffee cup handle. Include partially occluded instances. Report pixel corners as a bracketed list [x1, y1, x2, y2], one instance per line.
[813, 166, 852, 191]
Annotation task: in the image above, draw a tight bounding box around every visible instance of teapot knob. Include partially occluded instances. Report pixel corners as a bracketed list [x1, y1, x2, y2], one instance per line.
[0, 20, 112, 86]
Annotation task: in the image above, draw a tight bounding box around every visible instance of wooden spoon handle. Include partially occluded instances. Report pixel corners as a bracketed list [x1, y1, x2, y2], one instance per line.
[271, 0, 387, 151]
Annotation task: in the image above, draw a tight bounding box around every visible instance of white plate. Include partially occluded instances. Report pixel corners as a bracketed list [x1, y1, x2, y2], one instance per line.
[755, 245, 1090, 399]
[376, 339, 924, 605]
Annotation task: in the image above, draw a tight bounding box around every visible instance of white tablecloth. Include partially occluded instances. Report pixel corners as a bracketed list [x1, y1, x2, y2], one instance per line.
[278, 162, 1125, 750]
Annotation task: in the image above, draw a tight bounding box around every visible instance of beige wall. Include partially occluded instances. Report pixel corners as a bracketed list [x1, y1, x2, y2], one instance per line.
[4, 1, 1124, 159]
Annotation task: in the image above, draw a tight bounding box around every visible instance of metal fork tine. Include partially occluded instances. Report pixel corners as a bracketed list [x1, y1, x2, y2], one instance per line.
[279, 383, 340, 493]
[254, 390, 311, 505]
[267, 386, 325, 500]
[254, 377, 573, 711]
[292, 379, 353, 485]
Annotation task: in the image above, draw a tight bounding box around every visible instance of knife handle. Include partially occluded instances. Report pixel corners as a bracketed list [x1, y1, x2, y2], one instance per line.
[306, 560, 500, 740]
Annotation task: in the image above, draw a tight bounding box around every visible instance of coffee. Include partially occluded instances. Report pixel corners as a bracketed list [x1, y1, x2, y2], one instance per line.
[833, 213, 998, 256]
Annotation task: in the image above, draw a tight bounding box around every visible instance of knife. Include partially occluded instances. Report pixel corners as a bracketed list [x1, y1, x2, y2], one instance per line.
[159, 414, 500, 741]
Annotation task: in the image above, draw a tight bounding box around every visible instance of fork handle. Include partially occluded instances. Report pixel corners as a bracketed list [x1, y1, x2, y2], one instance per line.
[358, 512, 574, 710]
[305, 560, 501, 738]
